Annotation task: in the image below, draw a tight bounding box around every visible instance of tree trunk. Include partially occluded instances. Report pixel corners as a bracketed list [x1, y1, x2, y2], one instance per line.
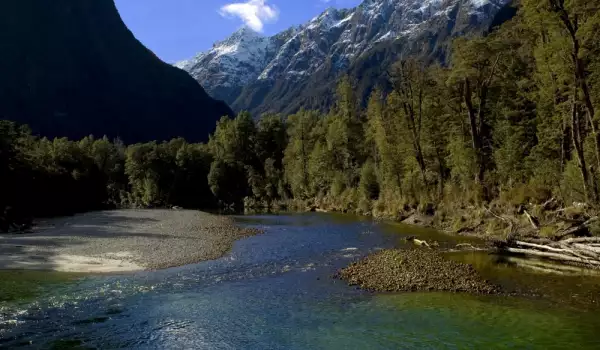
[395, 64, 428, 189]
[300, 125, 309, 196]
[574, 46, 600, 174]
[436, 146, 445, 199]
[403, 103, 428, 187]
[561, 114, 571, 173]
[557, 3, 600, 200]
[464, 78, 484, 184]
[571, 98, 590, 201]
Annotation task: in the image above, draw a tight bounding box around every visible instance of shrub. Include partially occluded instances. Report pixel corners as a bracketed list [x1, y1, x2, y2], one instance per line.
[359, 160, 380, 200]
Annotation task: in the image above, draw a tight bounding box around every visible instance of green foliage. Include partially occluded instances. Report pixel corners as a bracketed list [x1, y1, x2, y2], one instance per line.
[359, 160, 380, 200]
[499, 183, 552, 207]
[208, 159, 246, 207]
[3, 3, 600, 225]
[560, 160, 588, 204]
[284, 110, 319, 199]
[446, 138, 478, 189]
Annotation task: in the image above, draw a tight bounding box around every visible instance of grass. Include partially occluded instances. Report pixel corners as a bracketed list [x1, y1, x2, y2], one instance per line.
[0, 270, 82, 303]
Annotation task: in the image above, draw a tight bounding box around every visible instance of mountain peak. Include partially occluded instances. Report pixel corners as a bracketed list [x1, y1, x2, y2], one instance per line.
[227, 26, 263, 41]
[176, 0, 512, 116]
[214, 26, 264, 48]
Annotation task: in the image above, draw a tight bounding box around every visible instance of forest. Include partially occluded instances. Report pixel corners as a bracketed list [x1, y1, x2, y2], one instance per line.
[1, 1, 599, 235]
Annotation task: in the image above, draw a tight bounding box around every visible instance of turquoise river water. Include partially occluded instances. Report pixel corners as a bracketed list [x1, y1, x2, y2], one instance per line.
[1, 213, 599, 349]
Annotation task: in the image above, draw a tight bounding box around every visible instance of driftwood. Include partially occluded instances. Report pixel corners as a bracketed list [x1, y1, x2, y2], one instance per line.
[571, 243, 600, 257]
[515, 241, 569, 254]
[541, 197, 558, 211]
[504, 247, 600, 266]
[485, 207, 511, 223]
[485, 207, 517, 239]
[502, 235, 600, 269]
[552, 236, 600, 245]
[406, 236, 432, 249]
[523, 210, 540, 230]
[520, 237, 553, 245]
[504, 256, 600, 276]
[553, 217, 598, 240]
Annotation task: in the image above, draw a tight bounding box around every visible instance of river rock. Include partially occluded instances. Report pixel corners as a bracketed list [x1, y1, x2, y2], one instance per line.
[336, 248, 500, 294]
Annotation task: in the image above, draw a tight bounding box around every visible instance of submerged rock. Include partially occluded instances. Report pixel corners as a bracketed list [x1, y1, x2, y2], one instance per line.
[336, 248, 500, 294]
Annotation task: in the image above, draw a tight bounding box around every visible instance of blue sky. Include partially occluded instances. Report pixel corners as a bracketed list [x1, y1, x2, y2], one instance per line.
[115, 0, 362, 63]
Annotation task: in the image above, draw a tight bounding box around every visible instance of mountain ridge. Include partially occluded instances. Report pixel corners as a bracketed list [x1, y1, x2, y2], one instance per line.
[177, 0, 513, 116]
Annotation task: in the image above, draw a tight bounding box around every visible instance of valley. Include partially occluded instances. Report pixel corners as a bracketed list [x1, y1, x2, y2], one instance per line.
[1, 0, 600, 348]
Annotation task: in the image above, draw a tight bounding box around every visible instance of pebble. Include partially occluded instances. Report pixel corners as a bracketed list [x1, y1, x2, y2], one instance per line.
[336, 248, 501, 294]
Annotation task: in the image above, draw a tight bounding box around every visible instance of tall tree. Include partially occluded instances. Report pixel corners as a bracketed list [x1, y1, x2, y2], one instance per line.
[388, 59, 429, 187]
[284, 110, 319, 199]
[450, 37, 505, 187]
[523, 0, 600, 201]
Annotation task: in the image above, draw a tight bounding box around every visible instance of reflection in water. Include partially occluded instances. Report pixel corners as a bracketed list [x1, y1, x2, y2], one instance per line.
[298, 292, 600, 349]
[1, 214, 600, 349]
[448, 251, 600, 310]
[379, 220, 485, 249]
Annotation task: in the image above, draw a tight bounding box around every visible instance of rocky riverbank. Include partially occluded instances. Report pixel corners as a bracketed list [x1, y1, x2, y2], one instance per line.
[336, 248, 500, 294]
[0, 210, 260, 273]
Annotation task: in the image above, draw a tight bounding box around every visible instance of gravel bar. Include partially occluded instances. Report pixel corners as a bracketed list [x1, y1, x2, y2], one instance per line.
[336, 248, 500, 294]
[0, 209, 260, 272]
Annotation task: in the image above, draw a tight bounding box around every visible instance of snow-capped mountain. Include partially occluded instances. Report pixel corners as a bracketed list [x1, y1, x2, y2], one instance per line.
[175, 27, 270, 87]
[176, 0, 513, 115]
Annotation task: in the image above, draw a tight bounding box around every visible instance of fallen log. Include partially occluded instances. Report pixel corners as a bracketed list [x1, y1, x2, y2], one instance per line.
[557, 244, 599, 260]
[506, 256, 589, 272]
[523, 210, 540, 230]
[572, 243, 600, 256]
[551, 236, 600, 246]
[504, 247, 600, 267]
[553, 217, 598, 240]
[520, 237, 553, 245]
[515, 241, 570, 254]
[516, 240, 600, 260]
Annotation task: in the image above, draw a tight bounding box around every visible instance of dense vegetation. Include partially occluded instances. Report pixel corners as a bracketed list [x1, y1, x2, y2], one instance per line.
[1, 2, 599, 234]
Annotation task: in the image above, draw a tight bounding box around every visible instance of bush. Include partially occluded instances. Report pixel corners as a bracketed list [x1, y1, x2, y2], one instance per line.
[560, 160, 587, 204]
[500, 183, 552, 207]
[359, 160, 380, 200]
[330, 173, 347, 197]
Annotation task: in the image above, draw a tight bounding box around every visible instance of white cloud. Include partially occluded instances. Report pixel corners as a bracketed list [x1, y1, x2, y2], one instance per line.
[219, 0, 279, 32]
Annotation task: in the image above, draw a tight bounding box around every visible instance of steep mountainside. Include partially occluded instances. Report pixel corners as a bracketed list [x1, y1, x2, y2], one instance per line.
[0, 0, 233, 143]
[178, 0, 514, 116]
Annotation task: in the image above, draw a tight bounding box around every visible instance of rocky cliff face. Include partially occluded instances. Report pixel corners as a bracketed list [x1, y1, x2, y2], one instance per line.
[0, 0, 233, 142]
[178, 0, 513, 116]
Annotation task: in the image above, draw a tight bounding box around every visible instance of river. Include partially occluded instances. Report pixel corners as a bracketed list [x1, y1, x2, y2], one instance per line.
[1, 213, 599, 349]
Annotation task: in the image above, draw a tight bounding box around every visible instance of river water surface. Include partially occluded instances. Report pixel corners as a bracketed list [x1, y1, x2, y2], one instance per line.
[1, 213, 599, 349]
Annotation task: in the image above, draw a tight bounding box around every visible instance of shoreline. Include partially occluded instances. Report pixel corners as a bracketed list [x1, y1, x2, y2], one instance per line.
[276, 203, 600, 295]
[0, 209, 260, 273]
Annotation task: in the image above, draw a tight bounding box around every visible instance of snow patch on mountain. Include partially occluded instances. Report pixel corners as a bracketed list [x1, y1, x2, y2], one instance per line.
[176, 0, 510, 103]
[174, 27, 271, 88]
